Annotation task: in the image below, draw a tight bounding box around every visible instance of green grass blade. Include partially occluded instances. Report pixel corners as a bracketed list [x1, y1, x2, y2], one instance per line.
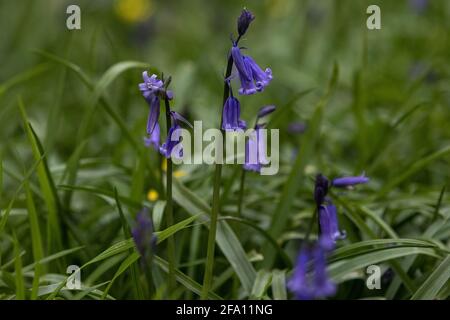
[13, 234, 25, 299]
[18, 98, 62, 254]
[329, 247, 442, 282]
[271, 270, 287, 300]
[154, 255, 222, 300]
[250, 270, 272, 299]
[411, 255, 450, 300]
[24, 180, 44, 299]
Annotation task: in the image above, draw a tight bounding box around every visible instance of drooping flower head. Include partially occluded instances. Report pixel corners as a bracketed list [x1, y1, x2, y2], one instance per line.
[231, 44, 273, 95]
[288, 241, 336, 300]
[237, 8, 255, 37]
[159, 111, 192, 159]
[318, 202, 346, 250]
[144, 122, 160, 151]
[244, 124, 269, 173]
[331, 174, 369, 189]
[222, 95, 246, 131]
[132, 209, 157, 261]
[257, 105, 276, 120]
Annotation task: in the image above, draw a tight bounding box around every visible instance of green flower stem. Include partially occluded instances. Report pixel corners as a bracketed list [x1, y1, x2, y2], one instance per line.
[201, 54, 234, 300]
[164, 95, 176, 297]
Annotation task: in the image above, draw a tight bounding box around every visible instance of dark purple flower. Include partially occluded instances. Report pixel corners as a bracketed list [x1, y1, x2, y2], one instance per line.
[132, 209, 157, 260]
[144, 122, 160, 150]
[287, 248, 312, 300]
[243, 125, 268, 173]
[159, 124, 183, 159]
[145, 95, 160, 135]
[139, 72, 164, 100]
[314, 174, 329, 207]
[288, 242, 336, 300]
[332, 174, 369, 188]
[237, 8, 255, 36]
[311, 244, 337, 298]
[222, 96, 246, 131]
[257, 105, 276, 119]
[231, 44, 272, 95]
[319, 203, 346, 250]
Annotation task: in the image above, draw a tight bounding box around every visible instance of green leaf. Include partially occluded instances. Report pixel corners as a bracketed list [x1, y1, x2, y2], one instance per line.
[24, 181, 44, 299]
[82, 239, 136, 268]
[155, 214, 201, 244]
[154, 256, 222, 300]
[172, 178, 256, 295]
[272, 270, 287, 300]
[101, 251, 141, 299]
[18, 98, 62, 254]
[152, 200, 166, 231]
[377, 145, 450, 198]
[251, 270, 272, 299]
[329, 247, 442, 282]
[411, 255, 450, 300]
[13, 234, 25, 299]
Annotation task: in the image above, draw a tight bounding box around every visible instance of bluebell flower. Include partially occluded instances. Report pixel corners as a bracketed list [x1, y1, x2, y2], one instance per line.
[288, 242, 336, 300]
[145, 95, 160, 135]
[159, 111, 191, 159]
[318, 202, 346, 250]
[231, 44, 272, 95]
[244, 124, 268, 173]
[331, 174, 369, 188]
[287, 122, 306, 134]
[132, 209, 157, 260]
[222, 96, 246, 131]
[159, 124, 183, 159]
[139, 72, 164, 100]
[237, 8, 255, 37]
[144, 122, 160, 150]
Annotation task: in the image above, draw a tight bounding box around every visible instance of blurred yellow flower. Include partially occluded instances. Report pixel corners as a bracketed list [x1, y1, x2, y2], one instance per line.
[147, 189, 159, 201]
[174, 170, 187, 178]
[114, 0, 154, 24]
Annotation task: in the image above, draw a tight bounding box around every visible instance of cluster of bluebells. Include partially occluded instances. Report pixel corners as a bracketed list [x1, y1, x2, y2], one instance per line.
[132, 209, 157, 264]
[139, 72, 191, 159]
[222, 9, 276, 173]
[288, 173, 369, 300]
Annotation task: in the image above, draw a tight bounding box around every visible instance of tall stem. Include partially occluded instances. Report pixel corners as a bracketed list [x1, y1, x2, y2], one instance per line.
[164, 96, 176, 296]
[201, 55, 234, 300]
[237, 169, 246, 218]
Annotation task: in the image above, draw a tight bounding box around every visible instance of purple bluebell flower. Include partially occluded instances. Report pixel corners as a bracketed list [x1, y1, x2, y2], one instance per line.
[237, 8, 255, 37]
[331, 174, 369, 188]
[287, 248, 312, 300]
[244, 125, 268, 173]
[319, 202, 346, 250]
[257, 105, 276, 119]
[311, 244, 337, 297]
[314, 174, 329, 207]
[144, 122, 160, 150]
[132, 209, 157, 260]
[159, 124, 183, 159]
[288, 242, 336, 300]
[231, 44, 272, 95]
[145, 95, 160, 135]
[222, 96, 246, 131]
[139, 72, 164, 100]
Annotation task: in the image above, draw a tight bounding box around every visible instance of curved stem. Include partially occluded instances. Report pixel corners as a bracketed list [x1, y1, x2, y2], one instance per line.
[201, 54, 234, 300]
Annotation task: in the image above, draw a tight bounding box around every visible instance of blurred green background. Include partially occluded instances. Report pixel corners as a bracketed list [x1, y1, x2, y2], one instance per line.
[0, 0, 449, 299]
